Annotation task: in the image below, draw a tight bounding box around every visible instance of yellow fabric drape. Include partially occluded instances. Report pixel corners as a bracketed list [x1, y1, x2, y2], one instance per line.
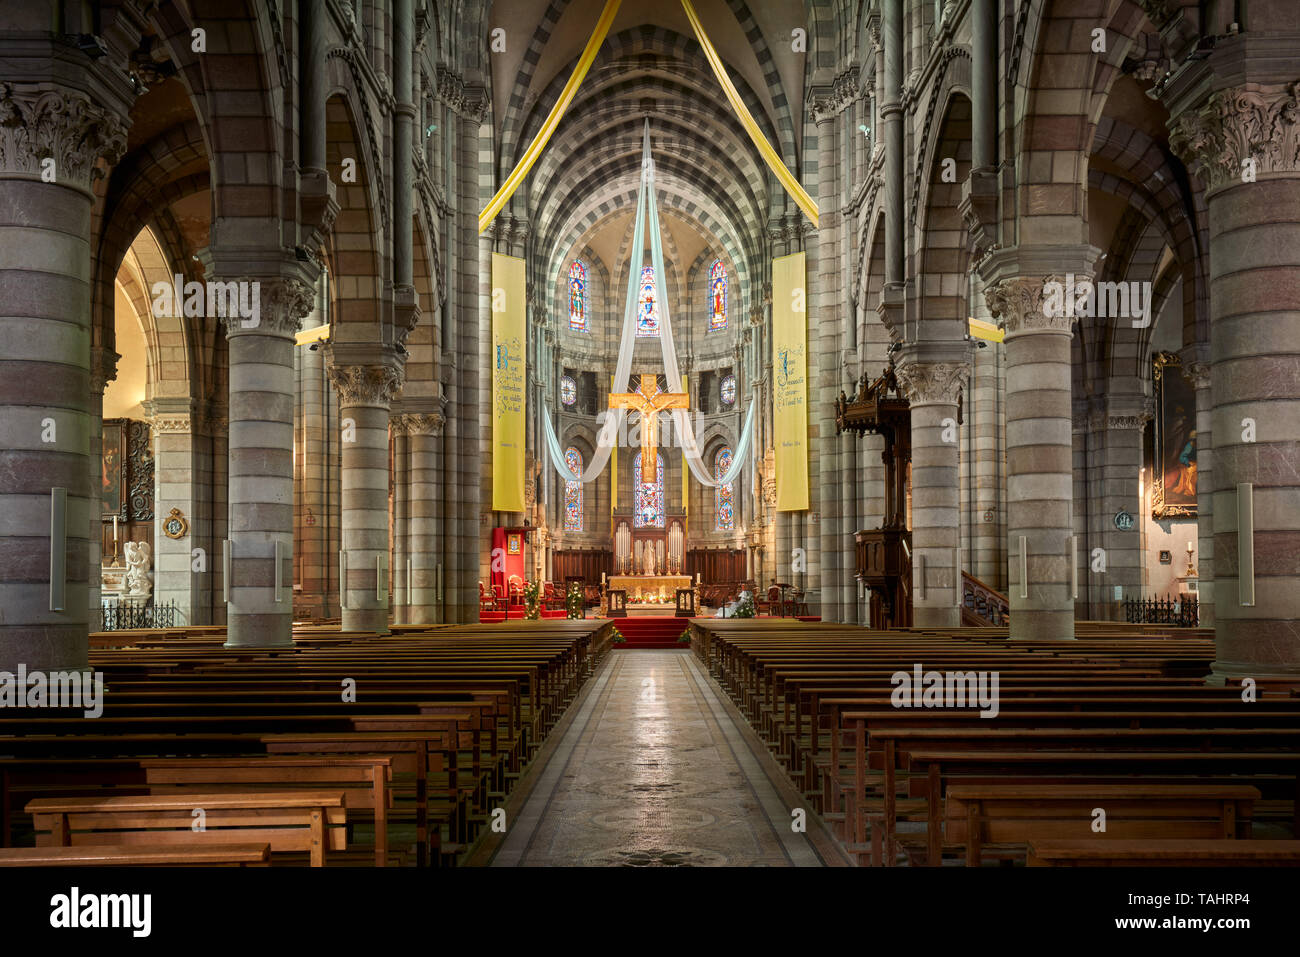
[491, 253, 527, 511]
[679, 0, 819, 229]
[682, 373, 689, 535]
[479, 0, 621, 234]
[610, 374, 617, 514]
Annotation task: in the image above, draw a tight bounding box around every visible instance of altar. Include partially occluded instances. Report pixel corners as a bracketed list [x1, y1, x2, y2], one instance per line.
[608, 574, 692, 604]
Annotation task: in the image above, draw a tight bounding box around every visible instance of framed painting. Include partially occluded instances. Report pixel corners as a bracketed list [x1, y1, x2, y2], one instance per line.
[102, 419, 126, 519]
[507, 533, 522, 555]
[1151, 352, 1197, 519]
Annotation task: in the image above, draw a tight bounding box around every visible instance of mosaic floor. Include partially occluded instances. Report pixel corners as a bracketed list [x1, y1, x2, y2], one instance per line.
[490, 650, 844, 867]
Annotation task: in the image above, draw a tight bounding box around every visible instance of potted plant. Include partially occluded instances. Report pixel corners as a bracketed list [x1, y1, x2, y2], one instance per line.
[678, 628, 691, 644]
[566, 581, 584, 619]
[610, 626, 625, 644]
[731, 592, 756, 619]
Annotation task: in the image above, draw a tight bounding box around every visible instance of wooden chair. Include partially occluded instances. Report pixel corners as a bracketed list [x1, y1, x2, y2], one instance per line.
[507, 576, 525, 606]
[479, 582, 500, 613]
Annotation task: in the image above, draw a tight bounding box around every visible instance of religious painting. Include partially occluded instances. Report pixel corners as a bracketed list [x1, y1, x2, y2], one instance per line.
[1151, 351, 1197, 519]
[102, 419, 125, 519]
[715, 447, 735, 531]
[709, 259, 727, 330]
[633, 450, 665, 528]
[508, 533, 522, 555]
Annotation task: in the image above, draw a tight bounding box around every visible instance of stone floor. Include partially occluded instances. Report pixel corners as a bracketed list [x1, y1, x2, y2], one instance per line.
[488, 649, 846, 866]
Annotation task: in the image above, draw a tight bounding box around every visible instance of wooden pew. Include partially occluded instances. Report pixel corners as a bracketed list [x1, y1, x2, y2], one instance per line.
[0, 844, 272, 866]
[1028, 839, 1300, 867]
[28, 792, 347, 867]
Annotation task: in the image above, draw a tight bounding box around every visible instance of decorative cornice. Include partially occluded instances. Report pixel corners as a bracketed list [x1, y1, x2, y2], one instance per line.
[1169, 81, 1300, 194]
[327, 362, 405, 406]
[0, 83, 128, 190]
[151, 413, 192, 435]
[894, 358, 968, 405]
[1183, 359, 1212, 389]
[983, 276, 1076, 335]
[219, 276, 315, 338]
[390, 412, 445, 436]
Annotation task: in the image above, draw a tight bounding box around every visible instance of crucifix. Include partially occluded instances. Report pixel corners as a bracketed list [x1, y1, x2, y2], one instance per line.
[608, 374, 689, 482]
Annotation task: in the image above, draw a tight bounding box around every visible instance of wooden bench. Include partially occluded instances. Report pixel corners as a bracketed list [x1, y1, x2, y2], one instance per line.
[1027, 839, 1300, 867]
[0, 843, 271, 866]
[27, 791, 347, 867]
[945, 784, 1259, 866]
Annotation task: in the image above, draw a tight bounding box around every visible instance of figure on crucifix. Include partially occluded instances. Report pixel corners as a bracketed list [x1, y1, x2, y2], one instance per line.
[608, 374, 689, 482]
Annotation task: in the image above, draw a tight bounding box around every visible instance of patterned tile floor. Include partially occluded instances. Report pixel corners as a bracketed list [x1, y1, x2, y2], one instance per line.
[489, 650, 845, 866]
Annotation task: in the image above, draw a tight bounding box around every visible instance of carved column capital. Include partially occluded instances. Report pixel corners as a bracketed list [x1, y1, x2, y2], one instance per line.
[0, 83, 128, 191]
[390, 412, 444, 436]
[1182, 359, 1212, 389]
[983, 276, 1076, 335]
[217, 276, 316, 338]
[327, 360, 405, 407]
[1107, 398, 1154, 430]
[90, 346, 120, 395]
[894, 358, 968, 405]
[1169, 81, 1300, 194]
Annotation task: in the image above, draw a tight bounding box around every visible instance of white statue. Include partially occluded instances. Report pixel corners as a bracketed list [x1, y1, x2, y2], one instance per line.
[124, 541, 153, 598]
[643, 542, 657, 576]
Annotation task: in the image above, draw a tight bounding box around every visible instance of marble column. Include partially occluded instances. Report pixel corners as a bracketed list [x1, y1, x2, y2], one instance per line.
[149, 399, 203, 623]
[1100, 395, 1151, 617]
[0, 83, 127, 671]
[88, 347, 119, 627]
[391, 425, 409, 625]
[392, 411, 445, 623]
[1181, 354, 1214, 626]
[1171, 82, 1300, 684]
[985, 276, 1079, 640]
[896, 354, 967, 628]
[222, 277, 315, 648]
[326, 355, 404, 634]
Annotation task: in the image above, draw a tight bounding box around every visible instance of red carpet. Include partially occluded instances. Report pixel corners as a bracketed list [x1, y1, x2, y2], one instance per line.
[609, 615, 692, 649]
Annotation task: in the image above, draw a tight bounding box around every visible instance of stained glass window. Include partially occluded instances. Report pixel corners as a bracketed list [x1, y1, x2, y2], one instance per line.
[564, 447, 583, 531]
[636, 264, 659, 337]
[720, 374, 736, 405]
[715, 447, 735, 531]
[568, 261, 588, 331]
[560, 375, 577, 406]
[709, 259, 727, 330]
[632, 450, 665, 527]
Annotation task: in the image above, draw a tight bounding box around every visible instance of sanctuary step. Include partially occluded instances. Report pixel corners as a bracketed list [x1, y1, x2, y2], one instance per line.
[611, 615, 692, 649]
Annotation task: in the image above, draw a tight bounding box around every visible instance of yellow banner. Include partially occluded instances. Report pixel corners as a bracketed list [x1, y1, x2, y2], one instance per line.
[492, 253, 526, 512]
[479, 0, 621, 233]
[679, 0, 818, 228]
[772, 252, 809, 511]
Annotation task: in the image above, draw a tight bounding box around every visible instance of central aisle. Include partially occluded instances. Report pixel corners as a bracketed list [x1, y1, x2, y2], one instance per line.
[490, 649, 842, 866]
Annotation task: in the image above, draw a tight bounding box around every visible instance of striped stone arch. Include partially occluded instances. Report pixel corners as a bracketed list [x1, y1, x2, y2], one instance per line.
[908, 51, 971, 229]
[147, 0, 287, 234]
[322, 91, 385, 334]
[1010, 0, 1153, 247]
[402, 212, 440, 403]
[1088, 116, 1208, 346]
[92, 117, 209, 357]
[114, 225, 193, 405]
[528, 75, 769, 215]
[541, 179, 753, 318]
[495, 13, 800, 179]
[803, 0, 841, 77]
[531, 120, 764, 274]
[609, 214, 684, 314]
[915, 91, 974, 342]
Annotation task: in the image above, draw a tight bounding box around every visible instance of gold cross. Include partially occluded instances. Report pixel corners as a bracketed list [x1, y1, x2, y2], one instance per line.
[608, 374, 689, 483]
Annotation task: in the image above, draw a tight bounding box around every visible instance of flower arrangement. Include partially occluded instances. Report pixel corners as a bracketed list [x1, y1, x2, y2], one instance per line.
[523, 581, 541, 620]
[610, 626, 625, 644]
[731, 593, 756, 619]
[678, 628, 691, 644]
[566, 581, 584, 619]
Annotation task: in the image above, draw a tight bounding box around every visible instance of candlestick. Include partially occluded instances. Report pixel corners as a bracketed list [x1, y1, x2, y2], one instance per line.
[601, 571, 606, 584]
[112, 515, 118, 542]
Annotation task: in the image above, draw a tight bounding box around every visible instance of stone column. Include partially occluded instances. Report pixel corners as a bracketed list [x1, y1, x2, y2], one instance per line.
[0, 83, 127, 671]
[326, 354, 404, 634]
[1170, 81, 1300, 684]
[840, 428, 859, 623]
[1181, 354, 1214, 626]
[391, 424, 409, 625]
[150, 400, 202, 623]
[402, 413, 446, 623]
[88, 347, 119, 627]
[222, 277, 315, 648]
[896, 354, 967, 628]
[1100, 395, 1151, 617]
[985, 276, 1078, 640]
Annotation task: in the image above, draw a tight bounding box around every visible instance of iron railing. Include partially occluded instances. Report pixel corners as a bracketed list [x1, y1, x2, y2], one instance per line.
[100, 598, 178, 631]
[1123, 595, 1199, 627]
